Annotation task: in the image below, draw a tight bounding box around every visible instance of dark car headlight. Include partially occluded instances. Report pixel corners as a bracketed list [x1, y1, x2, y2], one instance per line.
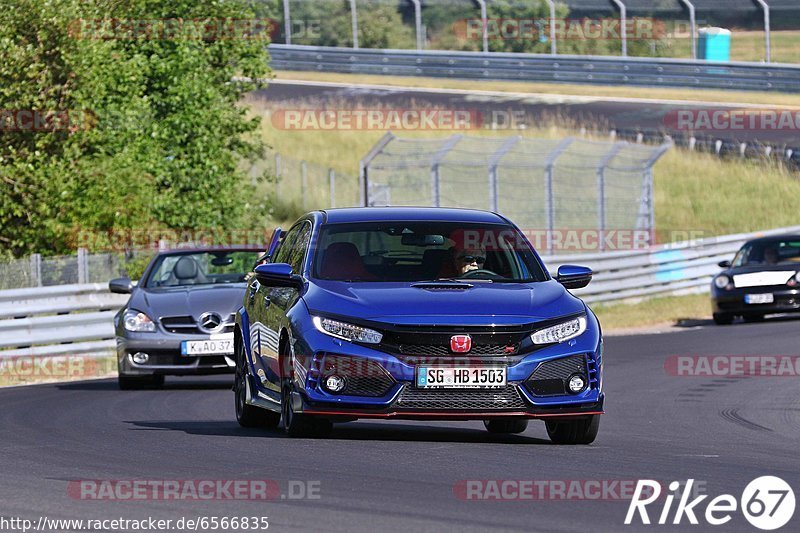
[312, 316, 382, 344]
[714, 275, 732, 290]
[123, 309, 156, 332]
[531, 316, 587, 345]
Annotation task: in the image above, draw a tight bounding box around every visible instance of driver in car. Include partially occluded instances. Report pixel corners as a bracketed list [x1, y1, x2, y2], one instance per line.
[455, 249, 486, 275]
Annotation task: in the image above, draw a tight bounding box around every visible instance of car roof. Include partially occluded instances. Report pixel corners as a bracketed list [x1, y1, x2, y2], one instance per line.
[744, 234, 800, 245]
[318, 207, 507, 225]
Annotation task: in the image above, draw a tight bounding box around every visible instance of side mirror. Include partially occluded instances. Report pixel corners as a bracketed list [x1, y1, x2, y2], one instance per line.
[109, 277, 135, 294]
[254, 263, 303, 288]
[555, 265, 593, 290]
[718, 260, 732, 268]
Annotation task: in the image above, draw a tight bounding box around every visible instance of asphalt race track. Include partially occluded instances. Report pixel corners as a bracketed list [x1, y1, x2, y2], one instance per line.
[253, 80, 800, 148]
[1, 318, 799, 532]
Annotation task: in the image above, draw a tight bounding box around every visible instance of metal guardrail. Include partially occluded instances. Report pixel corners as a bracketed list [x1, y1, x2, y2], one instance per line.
[0, 284, 127, 358]
[269, 44, 800, 93]
[545, 225, 800, 304]
[2, 224, 799, 359]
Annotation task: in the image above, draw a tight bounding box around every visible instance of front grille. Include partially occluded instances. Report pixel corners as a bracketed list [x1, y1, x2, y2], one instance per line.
[525, 354, 588, 396]
[319, 355, 395, 397]
[395, 384, 528, 410]
[399, 343, 518, 357]
[160, 314, 235, 335]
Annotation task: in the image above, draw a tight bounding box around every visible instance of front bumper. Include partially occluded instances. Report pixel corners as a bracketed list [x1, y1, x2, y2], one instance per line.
[117, 336, 235, 376]
[295, 387, 604, 421]
[287, 331, 604, 420]
[712, 287, 800, 316]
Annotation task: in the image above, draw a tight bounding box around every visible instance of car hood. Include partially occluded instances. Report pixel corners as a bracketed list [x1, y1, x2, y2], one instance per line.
[721, 264, 800, 288]
[129, 285, 246, 319]
[303, 280, 584, 326]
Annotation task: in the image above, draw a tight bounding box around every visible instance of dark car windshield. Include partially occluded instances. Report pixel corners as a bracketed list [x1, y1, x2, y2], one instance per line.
[144, 250, 259, 288]
[312, 222, 547, 283]
[733, 240, 800, 267]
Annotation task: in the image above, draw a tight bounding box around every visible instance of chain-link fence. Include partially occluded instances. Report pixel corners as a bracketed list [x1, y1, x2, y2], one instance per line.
[0, 249, 153, 290]
[268, 0, 794, 62]
[249, 150, 361, 211]
[361, 133, 671, 254]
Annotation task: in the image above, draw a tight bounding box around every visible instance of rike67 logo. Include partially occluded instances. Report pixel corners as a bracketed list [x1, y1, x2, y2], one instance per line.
[625, 477, 795, 530]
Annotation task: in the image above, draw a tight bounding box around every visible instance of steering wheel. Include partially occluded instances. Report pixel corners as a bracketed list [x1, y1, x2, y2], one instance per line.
[461, 268, 501, 279]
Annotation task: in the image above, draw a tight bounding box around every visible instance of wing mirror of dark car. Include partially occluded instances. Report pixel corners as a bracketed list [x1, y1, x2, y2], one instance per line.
[555, 265, 593, 290]
[254, 263, 303, 288]
[718, 260, 732, 268]
[109, 277, 135, 294]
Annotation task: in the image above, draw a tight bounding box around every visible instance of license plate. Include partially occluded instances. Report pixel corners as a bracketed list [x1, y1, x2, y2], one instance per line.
[181, 333, 234, 356]
[745, 293, 774, 305]
[416, 367, 507, 389]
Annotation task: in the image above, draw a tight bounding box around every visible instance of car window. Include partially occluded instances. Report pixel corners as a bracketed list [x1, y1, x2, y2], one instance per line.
[145, 251, 259, 288]
[734, 240, 800, 267]
[287, 222, 311, 274]
[312, 221, 547, 283]
[272, 225, 300, 264]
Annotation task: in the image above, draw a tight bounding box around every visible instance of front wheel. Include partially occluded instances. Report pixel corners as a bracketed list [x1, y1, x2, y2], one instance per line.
[545, 415, 600, 445]
[713, 313, 733, 325]
[234, 340, 280, 428]
[484, 419, 529, 434]
[281, 378, 332, 438]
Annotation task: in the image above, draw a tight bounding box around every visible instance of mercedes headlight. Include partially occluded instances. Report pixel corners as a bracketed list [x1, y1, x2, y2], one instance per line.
[312, 316, 383, 344]
[531, 316, 587, 345]
[124, 309, 156, 332]
[714, 275, 731, 289]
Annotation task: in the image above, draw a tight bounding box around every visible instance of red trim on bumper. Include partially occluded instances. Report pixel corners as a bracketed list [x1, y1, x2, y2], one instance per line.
[301, 409, 604, 420]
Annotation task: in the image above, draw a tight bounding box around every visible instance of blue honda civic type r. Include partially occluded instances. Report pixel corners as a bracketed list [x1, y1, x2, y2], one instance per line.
[233, 207, 603, 443]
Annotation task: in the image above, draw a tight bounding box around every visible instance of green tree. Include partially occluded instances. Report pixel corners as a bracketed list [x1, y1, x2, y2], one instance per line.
[0, 0, 273, 256]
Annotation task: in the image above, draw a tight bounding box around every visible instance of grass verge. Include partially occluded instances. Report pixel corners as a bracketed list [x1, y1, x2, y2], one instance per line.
[590, 293, 711, 332]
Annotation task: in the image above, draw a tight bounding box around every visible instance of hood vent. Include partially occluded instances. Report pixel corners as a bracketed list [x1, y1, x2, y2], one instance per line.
[410, 282, 473, 291]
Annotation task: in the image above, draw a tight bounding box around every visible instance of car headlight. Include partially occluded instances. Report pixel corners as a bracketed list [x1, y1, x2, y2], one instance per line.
[714, 275, 731, 289]
[531, 316, 587, 345]
[124, 309, 156, 332]
[312, 316, 383, 344]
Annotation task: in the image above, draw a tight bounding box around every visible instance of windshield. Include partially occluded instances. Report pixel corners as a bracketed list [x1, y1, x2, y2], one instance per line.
[312, 222, 547, 283]
[733, 240, 800, 267]
[145, 250, 259, 288]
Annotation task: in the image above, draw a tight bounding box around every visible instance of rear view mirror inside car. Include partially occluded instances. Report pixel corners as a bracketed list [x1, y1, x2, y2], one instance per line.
[400, 234, 445, 247]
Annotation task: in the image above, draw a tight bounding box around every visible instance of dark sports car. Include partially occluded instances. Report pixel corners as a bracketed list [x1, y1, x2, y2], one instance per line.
[110, 246, 261, 389]
[711, 235, 800, 325]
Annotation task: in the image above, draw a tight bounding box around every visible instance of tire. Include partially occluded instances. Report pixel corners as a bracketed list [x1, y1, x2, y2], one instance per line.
[118, 374, 164, 390]
[483, 419, 529, 434]
[234, 338, 280, 429]
[743, 314, 765, 323]
[713, 313, 733, 325]
[545, 415, 600, 445]
[281, 378, 332, 438]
